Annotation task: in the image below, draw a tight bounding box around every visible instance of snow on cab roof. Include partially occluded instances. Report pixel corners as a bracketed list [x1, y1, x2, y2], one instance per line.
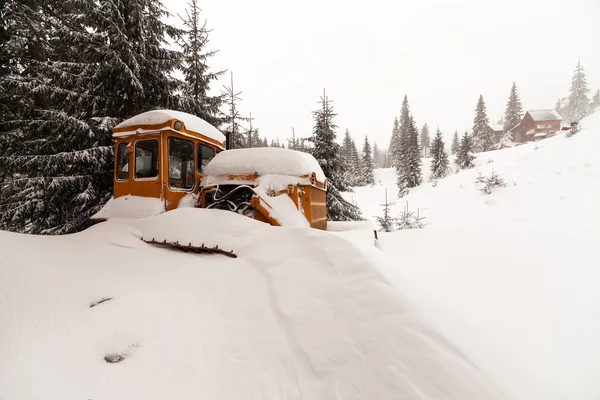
[528, 109, 562, 121]
[204, 147, 326, 182]
[113, 109, 225, 143]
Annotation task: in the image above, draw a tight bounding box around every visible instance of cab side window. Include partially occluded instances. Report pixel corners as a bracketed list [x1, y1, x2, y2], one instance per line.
[198, 144, 215, 173]
[116, 142, 129, 181]
[168, 137, 195, 190]
[135, 139, 159, 179]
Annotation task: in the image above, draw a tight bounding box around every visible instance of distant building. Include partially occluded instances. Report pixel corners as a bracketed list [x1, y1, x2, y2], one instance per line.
[488, 123, 504, 144]
[510, 109, 562, 143]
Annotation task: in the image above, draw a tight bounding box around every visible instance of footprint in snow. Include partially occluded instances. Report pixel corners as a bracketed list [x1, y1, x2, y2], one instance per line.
[104, 343, 139, 364]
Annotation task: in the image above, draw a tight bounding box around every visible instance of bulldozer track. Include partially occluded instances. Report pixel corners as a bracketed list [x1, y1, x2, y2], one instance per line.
[141, 238, 238, 258]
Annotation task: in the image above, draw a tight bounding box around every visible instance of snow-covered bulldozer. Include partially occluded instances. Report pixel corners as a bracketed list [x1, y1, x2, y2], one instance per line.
[93, 110, 328, 230]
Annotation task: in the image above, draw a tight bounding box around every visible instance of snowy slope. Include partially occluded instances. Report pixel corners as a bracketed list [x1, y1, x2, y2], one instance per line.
[0, 209, 508, 400]
[348, 111, 600, 400]
[351, 113, 600, 233]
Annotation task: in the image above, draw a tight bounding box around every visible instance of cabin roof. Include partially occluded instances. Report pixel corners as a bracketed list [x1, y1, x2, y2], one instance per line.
[203, 147, 326, 182]
[488, 123, 504, 132]
[113, 109, 225, 144]
[527, 109, 561, 121]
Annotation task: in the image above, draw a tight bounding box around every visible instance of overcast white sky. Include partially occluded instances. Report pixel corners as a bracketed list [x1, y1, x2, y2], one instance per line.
[170, 0, 599, 147]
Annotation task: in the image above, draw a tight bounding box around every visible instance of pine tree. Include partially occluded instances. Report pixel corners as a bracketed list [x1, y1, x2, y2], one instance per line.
[222, 72, 248, 149]
[395, 96, 410, 188]
[451, 130, 459, 155]
[350, 139, 361, 185]
[456, 131, 476, 169]
[288, 130, 300, 150]
[376, 189, 395, 232]
[177, 0, 224, 127]
[555, 98, 563, 116]
[565, 60, 590, 123]
[590, 89, 600, 114]
[372, 142, 380, 169]
[420, 124, 431, 157]
[388, 117, 401, 168]
[396, 95, 421, 192]
[360, 135, 375, 186]
[503, 83, 523, 133]
[0, 0, 116, 234]
[310, 90, 361, 221]
[472, 95, 493, 152]
[500, 130, 515, 148]
[340, 129, 359, 186]
[0, 0, 190, 234]
[429, 127, 449, 180]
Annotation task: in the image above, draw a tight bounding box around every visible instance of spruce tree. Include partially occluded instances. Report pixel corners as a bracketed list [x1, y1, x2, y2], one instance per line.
[429, 127, 449, 180]
[376, 189, 395, 232]
[360, 135, 375, 186]
[555, 98, 563, 116]
[310, 91, 361, 221]
[565, 60, 590, 123]
[0, 0, 117, 234]
[503, 83, 523, 133]
[456, 131, 476, 169]
[350, 139, 361, 185]
[472, 95, 493, 152]
[178, 0, 224, 127]
[0, 0, 188, 234]
[420, 123, 431, 157]
[395, 96, 411, 187]
[500, 130, 515, 148]
[340, 129, 358, 185]
[591, 90, 600, 114]
[451, 130, 459, 155]
[372, 142, 380, 169]
[396, 95, 422, 192]
[388, 117, 401, 168]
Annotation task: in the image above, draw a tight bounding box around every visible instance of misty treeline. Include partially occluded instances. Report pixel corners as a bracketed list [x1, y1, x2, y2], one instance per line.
[382, 59, 599, 196]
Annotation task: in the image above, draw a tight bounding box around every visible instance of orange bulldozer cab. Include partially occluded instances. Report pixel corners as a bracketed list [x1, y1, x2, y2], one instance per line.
[92, 110, 327, 230]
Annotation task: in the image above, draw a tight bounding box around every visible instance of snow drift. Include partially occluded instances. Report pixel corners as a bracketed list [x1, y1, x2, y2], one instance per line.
[0, 208, 508, 400]
[349, 111, 600, 400]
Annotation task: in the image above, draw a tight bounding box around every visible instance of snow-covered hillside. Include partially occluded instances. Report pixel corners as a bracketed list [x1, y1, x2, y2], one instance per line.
[0, 209, 507, 400]
[348, 111, 600, 400]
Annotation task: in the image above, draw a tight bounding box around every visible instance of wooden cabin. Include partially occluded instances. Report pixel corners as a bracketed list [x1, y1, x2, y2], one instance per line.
[510, 110, 562, 143]
[110, 109, 226, 211]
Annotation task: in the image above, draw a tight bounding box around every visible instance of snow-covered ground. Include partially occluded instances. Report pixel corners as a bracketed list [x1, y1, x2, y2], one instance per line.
[1, 112, 598, 400]
[0, 209, 507, 400]
[347, 111, 600, 400]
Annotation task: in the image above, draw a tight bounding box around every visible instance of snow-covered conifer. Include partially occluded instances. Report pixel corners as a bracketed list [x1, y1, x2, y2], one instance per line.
[472, 95, 493, 152]
[388, 117, 401, 168]
[376, 189, 395, 232]
[372, 142, 381, 169]
[456, 131, 476, 169]
[420, 124, 431, 157]
[565, 60, 590, 123]
[360, 135, 375, 186]
[429, 128, 449, 180]
[396, 96, 422, 191]
[590, 89, 600, 114]
[310, 91, 361, 221]
[500, 130, 515, 148]
[503, 83, 523, 133]
[178, 0, 225, 127]
[451, 130, 459, 155]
